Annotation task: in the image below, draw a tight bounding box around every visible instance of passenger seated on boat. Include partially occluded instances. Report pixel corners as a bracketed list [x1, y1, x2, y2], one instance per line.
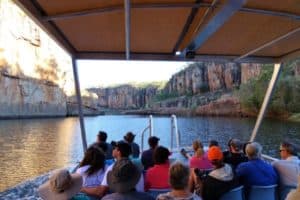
[272, 141, 300, 187]
[91, 131, 113, 160]
[141, 136, 160, 170]
[102, 159, 154, 200]
[188, 140, 212, 170]
[157, 162, 202, 200]
[75, 146, 108, 199]
[145, 146, 171, 191]
[123, 131, 140, 158]
[38, 168, 83, 200]
[223, 138, 248, 170]
[101, 141, 145, 192]
[286, 175, 300, 200]
[236, 142, 278, 188]
[208, 140, 219, 148]
[272, 141, 300, 199]
[191, 146, 239, 200]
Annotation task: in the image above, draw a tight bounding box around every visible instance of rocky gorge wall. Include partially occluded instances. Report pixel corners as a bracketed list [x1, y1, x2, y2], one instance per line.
[91, 63, 262, 117]
[89, 85, 157, 110]
[0, 72, 66, 118]
[0, 0, 102, 117]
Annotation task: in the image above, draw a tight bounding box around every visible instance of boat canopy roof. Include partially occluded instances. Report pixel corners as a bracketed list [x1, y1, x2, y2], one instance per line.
[14, 0, 300, 63]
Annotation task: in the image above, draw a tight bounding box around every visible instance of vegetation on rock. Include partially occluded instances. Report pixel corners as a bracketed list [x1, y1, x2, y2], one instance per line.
[235, 59, 300, 117]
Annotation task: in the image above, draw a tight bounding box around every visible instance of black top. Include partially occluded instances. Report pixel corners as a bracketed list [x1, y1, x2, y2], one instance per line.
[141, 148, 154, 170]
[223, 151, 248, 170]
[202, 175, 239, 200]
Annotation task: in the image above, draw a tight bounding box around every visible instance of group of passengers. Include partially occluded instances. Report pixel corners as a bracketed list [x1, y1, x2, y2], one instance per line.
[38, 130, 300, 200]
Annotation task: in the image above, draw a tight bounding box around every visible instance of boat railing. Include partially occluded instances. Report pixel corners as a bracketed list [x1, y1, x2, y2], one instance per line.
[140, 115, 153, 152]
[170, 114, 180, 152]
[262, 154, 278, 163]
[140, 114, 181, 152]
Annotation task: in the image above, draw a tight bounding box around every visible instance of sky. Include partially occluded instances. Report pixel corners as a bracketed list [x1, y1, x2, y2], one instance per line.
[77, 60, 190, 89]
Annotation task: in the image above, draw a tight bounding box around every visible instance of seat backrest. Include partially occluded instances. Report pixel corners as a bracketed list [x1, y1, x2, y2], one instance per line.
[279, 185, 297, 200]
[220, 185, 244, 200]
[148, 188, 170, 198]
[247, 185, 277, 200]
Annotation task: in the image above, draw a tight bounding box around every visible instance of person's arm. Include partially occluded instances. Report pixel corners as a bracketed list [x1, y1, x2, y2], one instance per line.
[80, 185, 108, 197]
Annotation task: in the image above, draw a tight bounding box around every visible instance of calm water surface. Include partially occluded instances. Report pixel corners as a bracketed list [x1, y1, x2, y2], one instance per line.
[0, 115, 299, 191]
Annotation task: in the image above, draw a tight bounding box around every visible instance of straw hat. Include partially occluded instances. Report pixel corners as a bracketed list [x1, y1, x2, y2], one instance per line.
[38, 169, 82, 200]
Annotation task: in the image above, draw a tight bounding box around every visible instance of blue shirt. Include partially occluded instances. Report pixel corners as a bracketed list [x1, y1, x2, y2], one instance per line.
[236, 158, 278, 187]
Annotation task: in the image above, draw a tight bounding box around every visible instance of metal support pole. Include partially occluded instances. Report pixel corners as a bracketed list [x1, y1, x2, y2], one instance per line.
[124, 0, 130, 60]
[250, 63, 282, 142]
[149, 115, 153, 137]
[71, 57, 87, 152]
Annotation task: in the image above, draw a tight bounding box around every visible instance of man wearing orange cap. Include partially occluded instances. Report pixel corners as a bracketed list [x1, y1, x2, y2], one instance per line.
[193, 146, 239, 200]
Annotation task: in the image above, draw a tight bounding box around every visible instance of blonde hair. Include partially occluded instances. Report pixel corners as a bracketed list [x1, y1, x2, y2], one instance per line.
[192, 140, 203, 151]
[193, 140, 204, 157]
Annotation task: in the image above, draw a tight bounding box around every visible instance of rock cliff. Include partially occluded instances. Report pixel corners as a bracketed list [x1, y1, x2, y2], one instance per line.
[93, 62, 262, 117]
[0, 72, 66, 118]
[89, 85, 157, 110]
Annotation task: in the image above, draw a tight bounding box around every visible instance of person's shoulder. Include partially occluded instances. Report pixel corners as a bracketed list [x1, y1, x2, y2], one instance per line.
[191, 193, 203, 200]
[76, 165, 90, 174]
[102, 193, 123, 200]
[156, 192, 173, 200]
[134, 191, 155, 200]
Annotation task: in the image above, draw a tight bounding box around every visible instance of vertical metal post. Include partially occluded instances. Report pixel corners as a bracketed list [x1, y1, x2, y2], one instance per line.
[71, 57, 87, 152]
[171, 116, 174, 151]
[250, 63, 282, 142]
[124, 0, 130, 60]
[149, 115, 153, 137]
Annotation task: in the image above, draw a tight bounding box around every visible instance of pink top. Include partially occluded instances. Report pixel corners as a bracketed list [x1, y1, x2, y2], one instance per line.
[189, 155, 213, 169]
[145, 162, 170, 190]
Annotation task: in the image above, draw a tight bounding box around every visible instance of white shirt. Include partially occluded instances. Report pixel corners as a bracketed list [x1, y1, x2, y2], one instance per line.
[76, 165, 108, 187]
[101, 162, 145, 192]
[272, 156, 300, 187]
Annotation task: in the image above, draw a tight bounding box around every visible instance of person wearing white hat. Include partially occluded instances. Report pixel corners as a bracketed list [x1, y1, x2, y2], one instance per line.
[38, 169, 82, 200]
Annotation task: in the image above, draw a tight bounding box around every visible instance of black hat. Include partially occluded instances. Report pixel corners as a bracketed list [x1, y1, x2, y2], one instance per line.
[124, 132, 135, 142]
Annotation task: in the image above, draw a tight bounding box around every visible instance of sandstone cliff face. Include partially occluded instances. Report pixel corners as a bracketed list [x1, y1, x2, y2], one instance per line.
[93, 63, 261, 114]
[90, 85, 157, 109]
[164, 62, 244, 96]
[241, 63, 262, 84]
[66, 90, 103, 116]
[0, 73, 66, 118]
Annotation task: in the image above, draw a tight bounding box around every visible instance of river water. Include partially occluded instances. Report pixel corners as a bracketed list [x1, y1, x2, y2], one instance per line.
[0, 115, 299, 192]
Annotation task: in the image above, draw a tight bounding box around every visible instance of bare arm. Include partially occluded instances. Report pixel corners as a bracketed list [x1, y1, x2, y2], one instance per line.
[80, 185, 109, 197]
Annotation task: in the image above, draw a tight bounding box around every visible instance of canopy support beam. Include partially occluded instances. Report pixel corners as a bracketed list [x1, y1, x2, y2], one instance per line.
[124, 0, 131, 60]
[71, 57, 87, 152]
[41, 3, 299, 22]
[250, 63, 282, 142]
[235, 27, 300, 62]
[181, 0, 246, 57]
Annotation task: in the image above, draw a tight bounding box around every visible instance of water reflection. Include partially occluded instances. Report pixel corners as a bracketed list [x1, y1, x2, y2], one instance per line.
[0, 115, 299, 192]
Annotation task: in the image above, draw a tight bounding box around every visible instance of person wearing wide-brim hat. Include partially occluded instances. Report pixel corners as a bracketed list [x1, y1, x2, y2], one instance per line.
[38, 169, 82, 200]
[102, 159, 154, 200]
[123, 132, 140, 158]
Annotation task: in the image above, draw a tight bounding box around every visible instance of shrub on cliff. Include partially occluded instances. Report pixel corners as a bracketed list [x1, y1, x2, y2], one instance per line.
[236, 59, 300, 115]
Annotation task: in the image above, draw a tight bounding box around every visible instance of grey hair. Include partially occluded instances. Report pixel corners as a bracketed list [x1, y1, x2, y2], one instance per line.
[246, 142, 262, 159]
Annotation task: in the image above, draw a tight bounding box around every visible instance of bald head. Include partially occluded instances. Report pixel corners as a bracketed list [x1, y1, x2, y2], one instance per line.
[246, 142, 262, 159]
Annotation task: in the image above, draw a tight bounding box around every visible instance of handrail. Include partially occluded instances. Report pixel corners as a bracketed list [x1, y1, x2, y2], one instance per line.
[170, 114, 180, 151]
[141, 115, 153, 152]
[262, 154, 278, 163]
